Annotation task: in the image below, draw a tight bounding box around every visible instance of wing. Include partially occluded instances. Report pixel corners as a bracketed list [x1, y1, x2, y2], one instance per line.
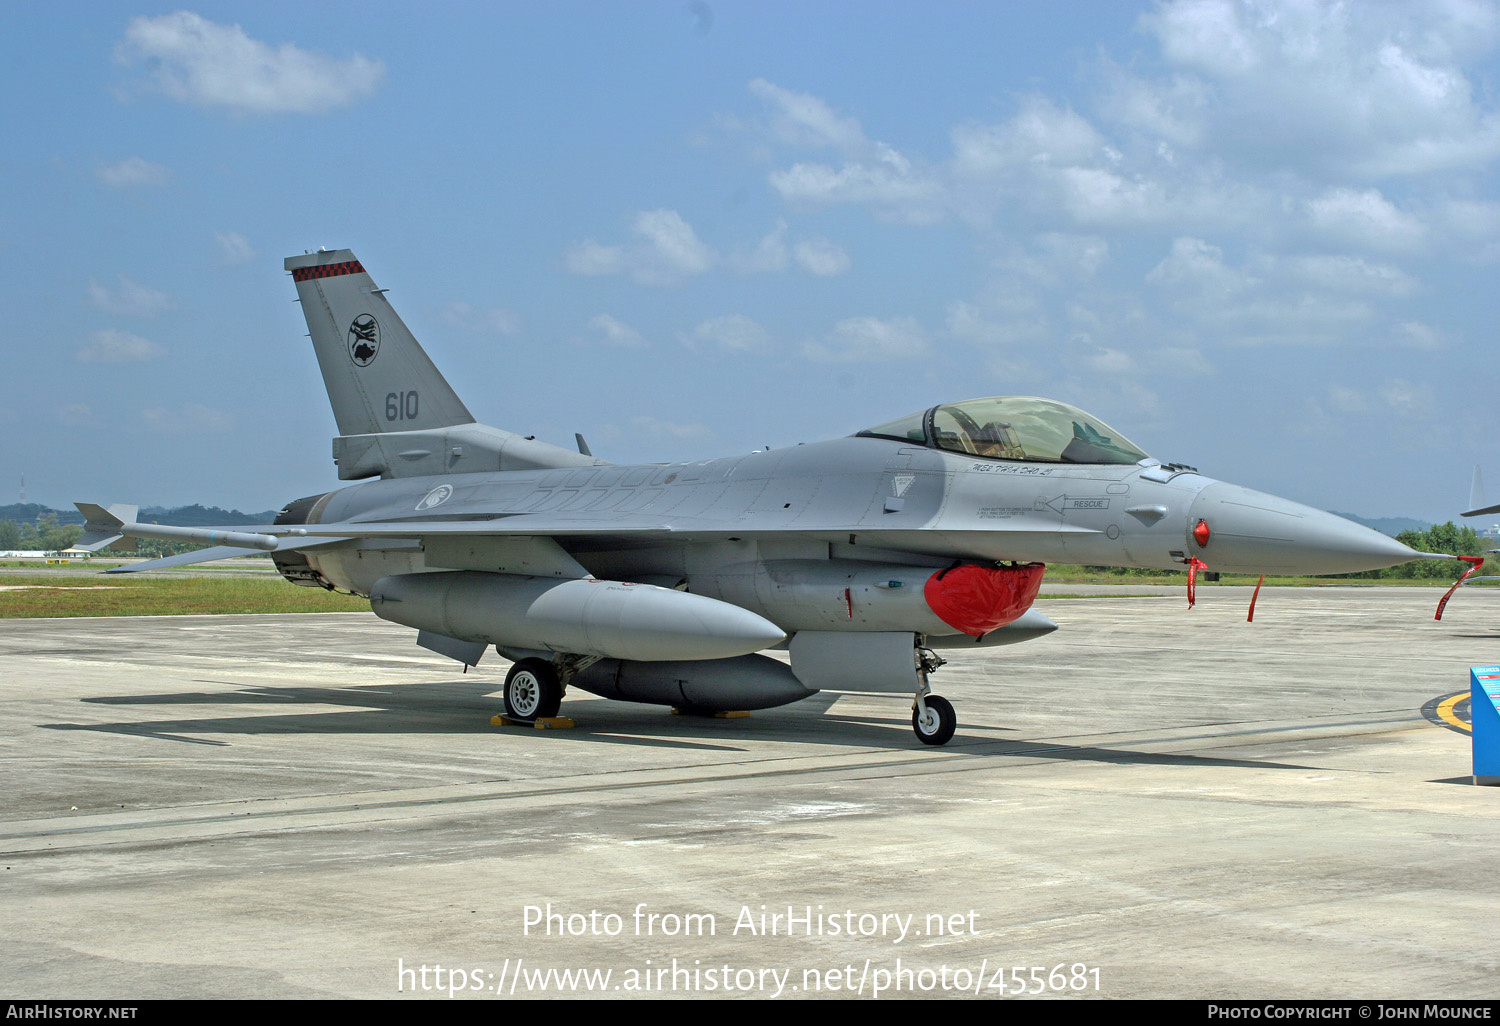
[77, 500, 1101, 574]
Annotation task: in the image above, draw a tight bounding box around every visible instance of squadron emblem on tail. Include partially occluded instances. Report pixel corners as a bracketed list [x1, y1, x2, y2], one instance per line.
[348, 314, 380, 366]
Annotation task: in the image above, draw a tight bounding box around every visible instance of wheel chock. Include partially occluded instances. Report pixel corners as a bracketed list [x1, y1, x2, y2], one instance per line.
[491, 715, 576, 729]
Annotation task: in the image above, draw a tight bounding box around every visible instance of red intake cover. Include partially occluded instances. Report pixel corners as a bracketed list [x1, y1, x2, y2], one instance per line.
[924, 563, 1046, 636]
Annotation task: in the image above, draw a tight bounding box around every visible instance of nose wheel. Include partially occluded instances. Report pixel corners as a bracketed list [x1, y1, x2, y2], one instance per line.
[912, 694, 956, 745]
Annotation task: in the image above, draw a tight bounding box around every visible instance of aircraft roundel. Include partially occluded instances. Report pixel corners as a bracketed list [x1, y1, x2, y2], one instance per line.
[416, 484, 453, 510]
[348, 314, 380, 366]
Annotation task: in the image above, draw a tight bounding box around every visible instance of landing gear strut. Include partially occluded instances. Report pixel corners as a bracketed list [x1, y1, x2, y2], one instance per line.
[911, 645, 956, 746]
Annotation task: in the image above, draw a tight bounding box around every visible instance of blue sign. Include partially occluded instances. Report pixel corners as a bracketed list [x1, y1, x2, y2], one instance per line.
[1471, 667, 1500, 785]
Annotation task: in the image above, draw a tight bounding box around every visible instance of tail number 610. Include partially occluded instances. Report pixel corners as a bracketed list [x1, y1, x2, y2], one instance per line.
[386, 390, 419, 421]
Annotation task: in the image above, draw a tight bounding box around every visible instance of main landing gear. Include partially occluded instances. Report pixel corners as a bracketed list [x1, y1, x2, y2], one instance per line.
[503, 658, 563, 722]
[911, 645, 956, 746]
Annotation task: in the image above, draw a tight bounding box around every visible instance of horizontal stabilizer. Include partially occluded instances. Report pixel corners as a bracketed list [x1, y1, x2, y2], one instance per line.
[103, 536, 352, 574]
[1462, 503, 1500, 518]
[73, 502, 140, 552]
[72, 502, 281, 551]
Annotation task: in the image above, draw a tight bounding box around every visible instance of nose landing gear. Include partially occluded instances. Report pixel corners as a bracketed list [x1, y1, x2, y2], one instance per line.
[911, 645, 956, 746]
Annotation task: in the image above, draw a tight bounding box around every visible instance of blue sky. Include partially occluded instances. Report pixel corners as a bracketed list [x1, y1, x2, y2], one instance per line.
[2, 1, 1497, 522]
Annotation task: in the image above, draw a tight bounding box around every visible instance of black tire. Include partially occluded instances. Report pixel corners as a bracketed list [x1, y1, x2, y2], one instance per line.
[912, 695, 956, 746]
[504, 658, 562, 722]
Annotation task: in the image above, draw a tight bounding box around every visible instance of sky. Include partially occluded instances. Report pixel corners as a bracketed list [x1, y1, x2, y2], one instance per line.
[1, 0, 1497, 523]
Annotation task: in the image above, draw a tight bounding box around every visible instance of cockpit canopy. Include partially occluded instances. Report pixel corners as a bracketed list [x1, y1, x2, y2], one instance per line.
[858, 396, 1150, 465]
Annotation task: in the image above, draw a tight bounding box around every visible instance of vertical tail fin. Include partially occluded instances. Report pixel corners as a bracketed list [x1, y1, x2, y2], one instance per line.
[286, 250, 472, 436]
[286, 248, 602, 479]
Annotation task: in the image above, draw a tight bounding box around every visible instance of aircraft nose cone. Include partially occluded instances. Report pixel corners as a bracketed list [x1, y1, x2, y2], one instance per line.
[1188, 482, 1426, 575]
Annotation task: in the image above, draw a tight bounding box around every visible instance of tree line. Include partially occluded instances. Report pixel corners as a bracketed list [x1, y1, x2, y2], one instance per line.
[0, 513, 82, 552]
[0, 513, 223, 557]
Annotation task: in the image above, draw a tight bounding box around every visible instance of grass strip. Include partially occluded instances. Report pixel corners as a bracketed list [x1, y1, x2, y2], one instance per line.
[0, 575, 369, 617]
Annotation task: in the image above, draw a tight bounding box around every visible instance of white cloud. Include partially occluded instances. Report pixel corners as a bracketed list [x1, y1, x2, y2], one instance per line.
[947, 299, 1049, 351]
[729, 220, 789, 273]
[1144, 238, 1413, 347]
[792, 237, 850, 276]
[1014, 234, 1110, 285]
[1143, 0, 1264, 77]
[214, 231, 255, 264]
[587, 314, 647, 349]
[768, 150, 944, 224]
[1272, 254, 1419, 297]
[748, 78, 868, 153]
[633, 209, 715, 277]
[1328, 384, 1371, 414]
[565, 209, 716, 286]
[1086, 347, 1137, 375]
[1392, 320, 1442, 349]
[142, 403, 232, 433]
[750, 78, 945, 224]
[804, 316, 927, 363]
[96, 157, 170, 188]
[78, 329, 164, 363]
[1125, 0, 1500, 178]
[443, 302, 522, 337]
[563, 240, 626, 277]
[1378, 379, 1435, 418]
[682, 314, 770, 353]
[87, 276, 171, 317]
[1323, 379, 1437, 421]
[1096, 67, 1210, 148]
[951, 98, 1106, 178]
[115, 12, 384, 115]
[1146, 237, 1252, 298]
[1304, 188, 1427, 252]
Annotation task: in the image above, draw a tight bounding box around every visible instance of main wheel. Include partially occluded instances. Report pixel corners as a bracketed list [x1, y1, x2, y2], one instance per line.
[504, 659, 562, 722]
[912, 695, 956, 746]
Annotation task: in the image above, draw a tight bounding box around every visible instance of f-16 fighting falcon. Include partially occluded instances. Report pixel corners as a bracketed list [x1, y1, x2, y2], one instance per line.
[75, 249, 1439, 745]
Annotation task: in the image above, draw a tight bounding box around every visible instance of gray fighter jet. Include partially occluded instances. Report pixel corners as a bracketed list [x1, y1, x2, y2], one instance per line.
[75, 249, 1436, 745]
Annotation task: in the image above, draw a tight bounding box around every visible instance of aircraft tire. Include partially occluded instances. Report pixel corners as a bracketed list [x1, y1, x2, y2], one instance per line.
[504, 658, 562, 721]
[912, 695, 956, 746]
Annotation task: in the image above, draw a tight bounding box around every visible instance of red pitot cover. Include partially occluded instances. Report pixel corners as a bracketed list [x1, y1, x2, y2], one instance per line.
[923, 563, 1046, 636]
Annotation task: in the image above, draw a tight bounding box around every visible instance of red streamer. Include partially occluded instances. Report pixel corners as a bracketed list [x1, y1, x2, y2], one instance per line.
[1247, 574, 1265, 622]
[1187, 557, 1209, 609]
[1435, 555, 1485, 621]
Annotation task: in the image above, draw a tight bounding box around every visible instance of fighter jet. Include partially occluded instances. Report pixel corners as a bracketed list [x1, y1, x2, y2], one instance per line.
[74, 249, 1436, 745]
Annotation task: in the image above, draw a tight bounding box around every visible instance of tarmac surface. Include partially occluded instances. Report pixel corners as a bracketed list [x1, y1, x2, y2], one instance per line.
[1, 584, 1496, 1000]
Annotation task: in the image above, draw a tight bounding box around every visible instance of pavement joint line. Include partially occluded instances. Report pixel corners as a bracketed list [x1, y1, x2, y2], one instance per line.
[0, 712, 1439, 849]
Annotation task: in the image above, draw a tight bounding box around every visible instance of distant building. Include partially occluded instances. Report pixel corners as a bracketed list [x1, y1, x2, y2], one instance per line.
[1, 550, 89, 559]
